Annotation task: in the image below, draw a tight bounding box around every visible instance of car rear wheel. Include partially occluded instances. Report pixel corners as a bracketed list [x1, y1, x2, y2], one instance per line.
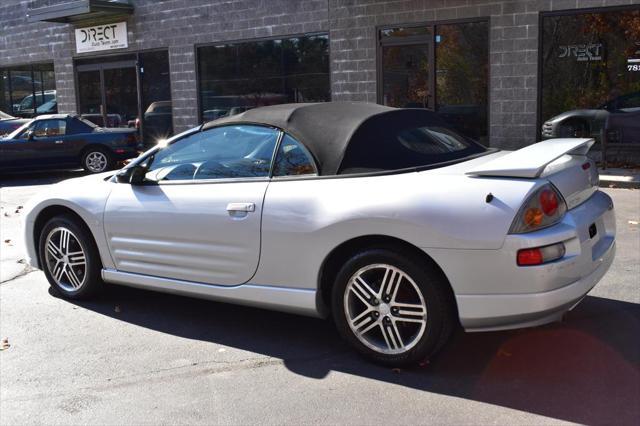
[332, 248, 455, 366]
[38, 215, 103, 299]
[82, 148, 112, 173]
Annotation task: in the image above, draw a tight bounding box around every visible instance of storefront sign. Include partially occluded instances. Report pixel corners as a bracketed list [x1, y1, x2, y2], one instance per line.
[558, 43, 603, 61]
[75, 22, 128, 54]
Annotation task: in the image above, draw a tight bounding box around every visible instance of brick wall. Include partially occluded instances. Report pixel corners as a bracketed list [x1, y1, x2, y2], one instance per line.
[1, 0, 638, 145]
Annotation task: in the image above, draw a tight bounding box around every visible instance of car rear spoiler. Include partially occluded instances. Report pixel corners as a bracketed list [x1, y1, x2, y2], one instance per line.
[466, 138, 595, 178]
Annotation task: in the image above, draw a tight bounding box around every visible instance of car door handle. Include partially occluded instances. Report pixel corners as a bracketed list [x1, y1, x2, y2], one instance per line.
[54, 140, 63, 144]
[226, 202, 255, 213]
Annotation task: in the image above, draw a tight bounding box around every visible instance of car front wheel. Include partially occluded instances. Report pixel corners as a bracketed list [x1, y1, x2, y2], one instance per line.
[38, 215, 103, 299]
[332, 248, 455, 366]
[82, 148, 113, 173]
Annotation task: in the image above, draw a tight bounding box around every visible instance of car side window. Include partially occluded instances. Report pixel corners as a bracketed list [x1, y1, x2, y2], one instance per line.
[32, 120, 66, 138]
[18, 121, 37, 139]
[272, 134, 317, 177]
[146, 125, 279, 181]
[31, 121, 48, 138]
[66, 117, 93, 135]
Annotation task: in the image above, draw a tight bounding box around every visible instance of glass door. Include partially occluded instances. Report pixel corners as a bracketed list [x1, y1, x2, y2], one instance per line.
[139, 50, 173, 145]
[379, 26, 434, 110]
[77, 70, 102, 120]
[103, 67, 138, 128]
[381, 43, 432, 109]
[76, 51, 173, 147]
[77, 60, 139, 129]
[378, 22, 489, 144]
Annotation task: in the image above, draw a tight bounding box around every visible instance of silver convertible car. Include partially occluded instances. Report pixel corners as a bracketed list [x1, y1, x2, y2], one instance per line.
[23, 102, 616, 366]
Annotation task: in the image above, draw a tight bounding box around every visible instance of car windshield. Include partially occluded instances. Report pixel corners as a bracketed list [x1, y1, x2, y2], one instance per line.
[0, 111, 12, 120]
[5, 121, 31, 139]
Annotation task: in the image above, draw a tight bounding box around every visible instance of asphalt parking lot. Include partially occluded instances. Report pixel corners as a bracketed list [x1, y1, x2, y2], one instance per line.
[0, 171, 638, 425]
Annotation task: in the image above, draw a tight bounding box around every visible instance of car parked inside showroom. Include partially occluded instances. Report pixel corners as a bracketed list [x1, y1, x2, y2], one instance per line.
[13, 89, 57, 118]
[542, 91, 640, 142]
[128, 101, 174, 146]
[0, 114, 141, 174]
[23, 102, 615, 366]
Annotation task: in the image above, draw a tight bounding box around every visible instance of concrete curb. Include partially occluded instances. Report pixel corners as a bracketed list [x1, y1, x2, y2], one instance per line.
[598, 168, 640, 189]
[599, 179, 640, 189]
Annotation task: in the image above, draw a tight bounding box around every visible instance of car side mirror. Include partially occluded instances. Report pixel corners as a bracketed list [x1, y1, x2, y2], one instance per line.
[25, 131, 34, 141]
[116, 165, 149, 185]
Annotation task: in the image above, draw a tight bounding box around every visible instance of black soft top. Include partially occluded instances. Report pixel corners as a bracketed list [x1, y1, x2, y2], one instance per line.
[203, 102, 482, 175]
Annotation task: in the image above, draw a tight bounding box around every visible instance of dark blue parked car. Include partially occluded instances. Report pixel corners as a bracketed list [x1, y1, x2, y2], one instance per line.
[0, 114, 141, 174]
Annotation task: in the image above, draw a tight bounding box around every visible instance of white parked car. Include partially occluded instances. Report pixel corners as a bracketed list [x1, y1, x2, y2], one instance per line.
[23, 102, 616, 366]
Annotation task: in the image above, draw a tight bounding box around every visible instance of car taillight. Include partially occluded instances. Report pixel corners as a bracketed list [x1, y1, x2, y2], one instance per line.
[517, 242, 565, 266]
[509, 184, 567, 234]
[539, 188, 558, 215]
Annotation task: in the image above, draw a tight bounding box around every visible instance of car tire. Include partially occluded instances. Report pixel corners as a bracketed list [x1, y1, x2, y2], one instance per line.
[38, 214, 104, 299]
[82, 147, 113, 173]
[332, 248, 455, 366]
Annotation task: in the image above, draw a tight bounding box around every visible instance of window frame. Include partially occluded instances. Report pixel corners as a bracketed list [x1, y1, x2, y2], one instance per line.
[536, 4, 640, 141]
[0, 62, 56, 118]
[376, 17, 490, 112]
[194, 32, 331, 125]
[271, 133, 319, 178]
[34, 119, 66, 138]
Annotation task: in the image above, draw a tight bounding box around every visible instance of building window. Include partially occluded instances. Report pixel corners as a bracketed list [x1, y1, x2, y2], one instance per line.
[540, 7, 640, 145]
[197, 33, 330, 123]
[379, 21, 489, 144]
[0, 63, 56, 118]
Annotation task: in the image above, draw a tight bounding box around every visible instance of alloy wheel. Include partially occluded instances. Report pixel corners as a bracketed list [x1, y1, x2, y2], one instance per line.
[344, 263, 427, 354]
[85, 151, 108, 173]
[44, 227, 87, 292]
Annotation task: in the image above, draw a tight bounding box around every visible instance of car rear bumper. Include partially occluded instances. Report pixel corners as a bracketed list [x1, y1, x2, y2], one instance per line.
[112, 147, 140, 161]
[440, 190, 616, 331]
[456, 238, 615, 331]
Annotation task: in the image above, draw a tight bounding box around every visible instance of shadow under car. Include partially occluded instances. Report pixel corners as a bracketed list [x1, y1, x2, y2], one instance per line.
[59, 285, 640, 425]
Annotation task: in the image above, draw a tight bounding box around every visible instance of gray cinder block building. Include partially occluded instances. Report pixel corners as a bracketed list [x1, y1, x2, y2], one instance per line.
[1, 0, 639, 153]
